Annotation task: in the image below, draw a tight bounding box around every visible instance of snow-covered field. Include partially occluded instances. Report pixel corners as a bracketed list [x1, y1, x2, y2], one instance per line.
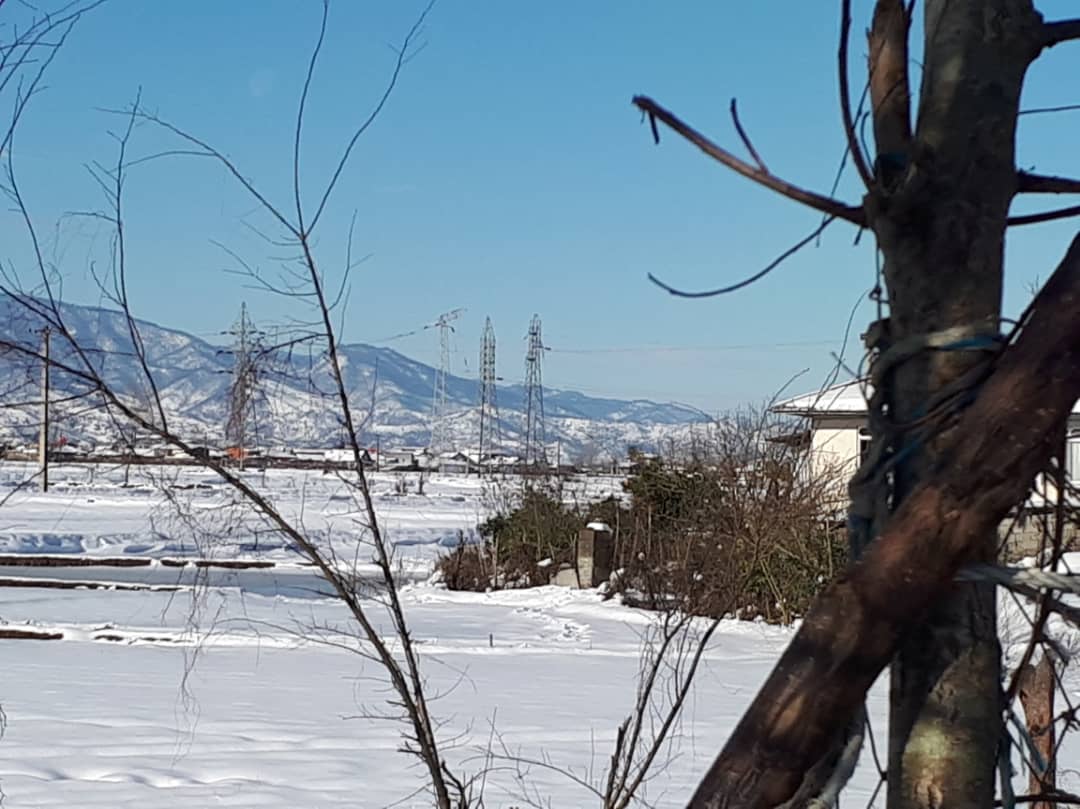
[0, 463, 1076, 807]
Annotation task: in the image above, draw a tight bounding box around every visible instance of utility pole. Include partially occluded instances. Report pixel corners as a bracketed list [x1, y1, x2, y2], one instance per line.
[38, 327, 50, 492]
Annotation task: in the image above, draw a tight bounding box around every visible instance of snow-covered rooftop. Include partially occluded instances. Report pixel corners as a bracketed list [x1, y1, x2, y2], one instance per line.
[771, 380, 868, 416]
[774, 379, 1080, 417]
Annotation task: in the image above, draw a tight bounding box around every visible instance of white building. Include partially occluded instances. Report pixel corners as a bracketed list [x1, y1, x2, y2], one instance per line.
[380, 448, 418, 471]
[434, 451, 475, 475]
[773, 379, 1080, 487]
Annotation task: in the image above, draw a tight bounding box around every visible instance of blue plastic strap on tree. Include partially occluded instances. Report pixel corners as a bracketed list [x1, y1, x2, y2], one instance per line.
[890, 439, 920, 468]
[938, 335, 1002, 352]
[848, 514, 871, 531]
[1006, 709, 1049, 777]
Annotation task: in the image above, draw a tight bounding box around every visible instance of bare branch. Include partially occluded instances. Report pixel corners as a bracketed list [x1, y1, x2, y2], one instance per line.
[868, 0, 913, 161]
[117, 107, 299, 238]
[1009, 204, 1080, 227]
[728, 98, 768, 173]
[647, 217, 834, 298]
[997, 790, 1080, 807]
[107, 89, 170, 431]
[1041, 19, 1080, 51]
[839, 0, 874, 188]
[631, 95, 866, 225]
[306, 0, 436, 234]
[293, 0, 329, 234]
[0, 0, 104, 156]
[1020, 103, 1080, 117]
[1018, 170, 1080, 195]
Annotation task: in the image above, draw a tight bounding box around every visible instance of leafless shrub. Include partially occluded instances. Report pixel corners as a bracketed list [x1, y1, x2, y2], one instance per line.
[601, 408, 845, 624]
[437, 531, 494, 592]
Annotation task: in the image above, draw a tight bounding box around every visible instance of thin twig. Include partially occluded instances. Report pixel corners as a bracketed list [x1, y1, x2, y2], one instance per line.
[307, 0, 436, 234]
[647, 217, 834, 298]
[728, 98, 768, 173]
[293, 0, 329, 235]
[1020, 103, 1080, 116]
[1009, 204, 1080, 227]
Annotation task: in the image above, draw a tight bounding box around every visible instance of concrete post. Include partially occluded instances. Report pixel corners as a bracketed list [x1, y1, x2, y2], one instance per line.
[577, 524, 613, 588]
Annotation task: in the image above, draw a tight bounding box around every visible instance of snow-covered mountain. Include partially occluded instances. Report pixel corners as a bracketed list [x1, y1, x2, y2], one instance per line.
[0, 299, 712, 462]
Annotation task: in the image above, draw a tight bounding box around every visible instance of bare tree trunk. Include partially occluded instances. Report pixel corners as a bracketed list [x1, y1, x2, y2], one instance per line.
[684, 233, 1080, 808]
[1018, 655, 1056, 808]
[871, 3, 1044, 805]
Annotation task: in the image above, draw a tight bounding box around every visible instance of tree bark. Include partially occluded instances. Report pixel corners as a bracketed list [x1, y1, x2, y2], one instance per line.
[1018, 655, 1056, 809]
[868, 3, 1044, 806]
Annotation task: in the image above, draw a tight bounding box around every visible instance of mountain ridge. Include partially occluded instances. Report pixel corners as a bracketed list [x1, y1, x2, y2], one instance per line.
[0, 298, 712, 461]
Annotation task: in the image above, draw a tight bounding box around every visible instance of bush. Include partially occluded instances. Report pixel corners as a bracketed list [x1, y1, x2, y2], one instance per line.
[440, 411, 846, 624]
[436, 536, 493, 592]
[480, 480, 582, 586]
[437, 480, 584, 590]
[608, 425, 846, 624]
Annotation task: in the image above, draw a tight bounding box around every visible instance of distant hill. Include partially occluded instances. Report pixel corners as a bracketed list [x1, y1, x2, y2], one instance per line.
[0, 298, 712, 463]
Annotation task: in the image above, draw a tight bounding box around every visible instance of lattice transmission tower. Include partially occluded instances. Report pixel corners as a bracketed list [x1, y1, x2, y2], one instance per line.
[477, 317, 501, 469]
[428, 308, 463, 452]
[223, 302, 265, 467]
[522, 314, 546, 467]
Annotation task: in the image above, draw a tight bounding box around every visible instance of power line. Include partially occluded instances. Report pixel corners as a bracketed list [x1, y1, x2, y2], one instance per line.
[544, 339, 838, 355]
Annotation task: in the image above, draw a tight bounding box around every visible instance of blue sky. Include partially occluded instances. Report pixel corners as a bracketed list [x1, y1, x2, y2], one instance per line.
[5, 0, 1080, 412]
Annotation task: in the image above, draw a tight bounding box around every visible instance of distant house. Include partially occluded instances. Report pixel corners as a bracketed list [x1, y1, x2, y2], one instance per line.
[772, 379, 1080, 484]
[324, 448, 353, 465]
[416, 448, 439, 472]
[772, 379, 1080, 557]
[434, 451, 475, 475]
[380, 448, 417, 471]
[771, 382, 870, 484]
[320, 448, 375, 467]
[615, 451, 658, 476]
[53, 442, 85, 458]
[470, 452, 522, 474]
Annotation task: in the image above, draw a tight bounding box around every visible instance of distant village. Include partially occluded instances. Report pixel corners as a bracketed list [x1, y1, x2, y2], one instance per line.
[0, 436, 648, 476]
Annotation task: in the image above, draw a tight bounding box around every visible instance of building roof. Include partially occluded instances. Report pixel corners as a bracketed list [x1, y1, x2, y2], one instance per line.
[774, 379, 1080, 417]
[771, 380, 868, 416]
